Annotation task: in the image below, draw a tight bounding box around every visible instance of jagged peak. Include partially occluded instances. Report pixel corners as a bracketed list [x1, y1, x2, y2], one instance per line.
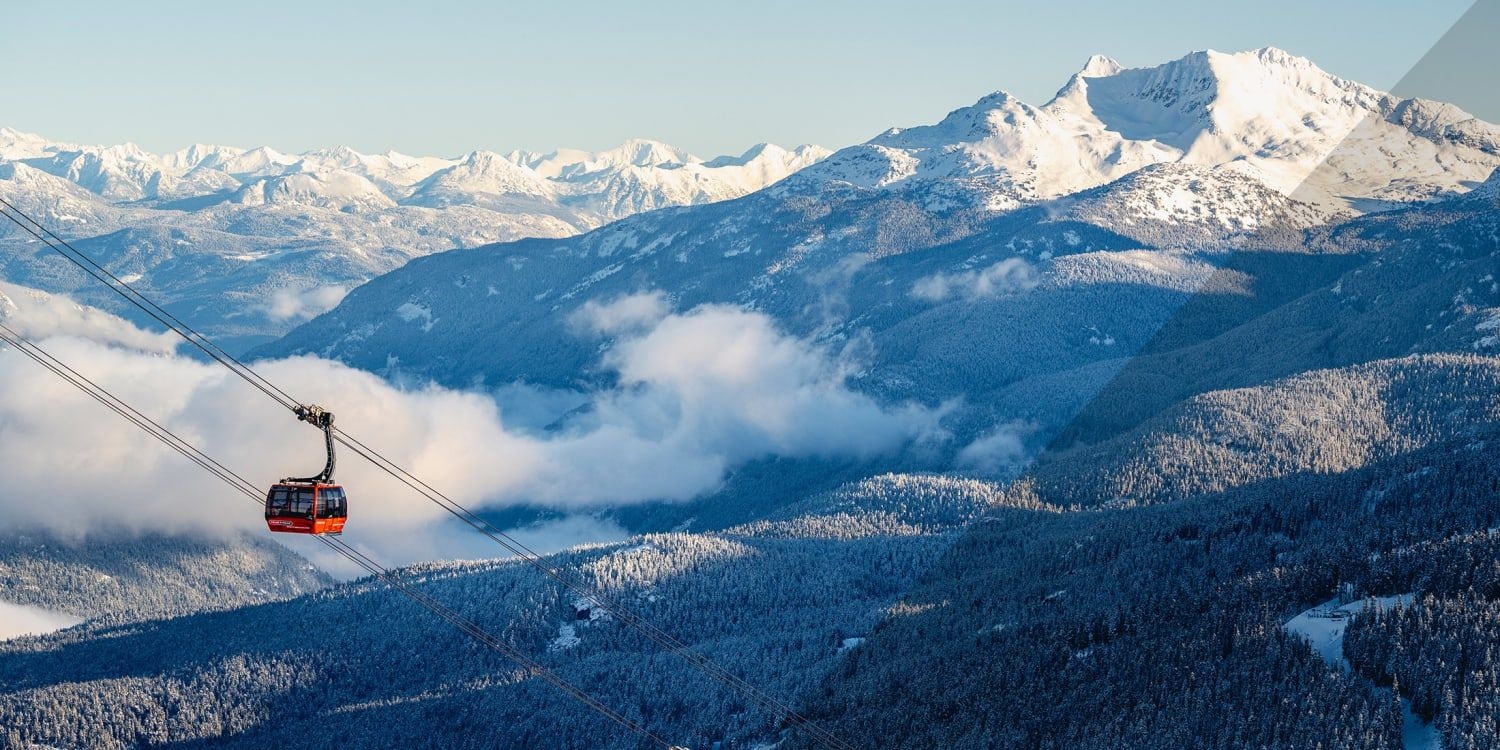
[703, 142, 781, 168]
[0, 126, 47, 143]
[174, 142, 243, 157]
[411, 149, 553, 199]
[602, 138, 697, 167]
[974, 90, 1019, 108]
[459, 149, 525, 168]
[306, 144, 367, 160]
[243, 145, 290, 158]
[741, 142, 783, 159]
[1242, 45, 1310, 67]
[1079, 54, 1123, 78]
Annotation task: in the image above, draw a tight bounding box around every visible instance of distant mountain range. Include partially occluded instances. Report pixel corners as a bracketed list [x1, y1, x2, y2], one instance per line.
[0, 130, 828, 349]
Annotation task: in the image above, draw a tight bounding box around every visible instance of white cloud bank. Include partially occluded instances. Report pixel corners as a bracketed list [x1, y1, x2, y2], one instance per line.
[0, 601, 83, 640]
[911, 258, 1040, 303]
[0, 289, 942, 570]
[955, 421, 1035, 476]
[569, 290, 671, 335]
[0, 281, 179, 353]
[263, 284, 350, 323]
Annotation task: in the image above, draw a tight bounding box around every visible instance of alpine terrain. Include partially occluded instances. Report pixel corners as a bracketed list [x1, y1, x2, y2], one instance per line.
[3, 45, 1500, 750]
[0, 131, 828, 350]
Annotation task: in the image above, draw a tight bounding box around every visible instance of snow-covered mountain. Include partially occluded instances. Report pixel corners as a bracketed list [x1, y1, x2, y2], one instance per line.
[11, 47, 1490, 354]
[797, 47, 1500, 213]
[0, 132, 828, 349]
[0, 130, 828, 212]
[262, 48, 1500, 399]
[511, 140, 833, 219]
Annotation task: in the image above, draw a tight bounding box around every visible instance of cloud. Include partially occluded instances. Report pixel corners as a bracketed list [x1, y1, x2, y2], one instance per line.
[804, 252, 871, 329]
[0, 290, 942, 572]
[0, 281, 179, 353]
[569, 290, 671, 335]
[263, 285, 349, 323]
[955, 421, 1034, 475]
[911, 258, 1040, 303]
[0, 601, 83, 640]
[535, 303, 943, 505]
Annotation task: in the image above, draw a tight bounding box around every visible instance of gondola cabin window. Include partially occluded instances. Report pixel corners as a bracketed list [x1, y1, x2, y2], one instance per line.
[319, 487, 347, 519]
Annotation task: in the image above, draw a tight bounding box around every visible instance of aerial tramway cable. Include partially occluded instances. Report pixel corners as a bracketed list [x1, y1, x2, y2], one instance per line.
[0, 321, 678, 749]
[0, 199, 854, 750]
[0, 196, 301, 413]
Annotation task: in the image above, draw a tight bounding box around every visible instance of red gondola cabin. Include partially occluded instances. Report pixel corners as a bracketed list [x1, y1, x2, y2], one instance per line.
[265, 404, 347, 536]
[264, 482, 348, 535]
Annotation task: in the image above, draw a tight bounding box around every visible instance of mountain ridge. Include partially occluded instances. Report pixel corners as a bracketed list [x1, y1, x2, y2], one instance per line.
[797, 47, 1500, 212]
[0, 131, 830, 349]
[260, 48, 1500, 402]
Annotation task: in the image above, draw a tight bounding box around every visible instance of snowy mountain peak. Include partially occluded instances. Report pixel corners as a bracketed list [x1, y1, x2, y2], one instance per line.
[704, 142, 782, 168]
[610, 138, 698, 168]
[0, 128, 68, 160]
[1242, 45, 1317, 69]
[514, 139, 700, 180]
[408, 150, 556, 206]
[461, 149, 543, 175]
[163, 143, 245, 171]
[231, 171, 396, 211]
[804, 47, 1500, 213]
[298, 144, 369, 169]
[1078, 54, 1124, 78]
[193, 145, 299, 178]
[703, 142, 828, 169]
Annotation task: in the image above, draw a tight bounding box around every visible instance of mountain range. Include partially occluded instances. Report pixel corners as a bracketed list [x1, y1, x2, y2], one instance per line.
[0, 130, 828, 349]
[258, 48, 1500, 458]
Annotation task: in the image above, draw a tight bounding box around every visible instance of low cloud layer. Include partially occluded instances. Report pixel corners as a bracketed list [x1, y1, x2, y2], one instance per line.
[955, 421, 1035, 476]
[263, 284, 350, 323]
[911, 258, 1040, 302]
[0, 601, 83, 641]
[0, 289, 941, 571]
[0, 281, 178, 353]
[569, 290, 671, 335]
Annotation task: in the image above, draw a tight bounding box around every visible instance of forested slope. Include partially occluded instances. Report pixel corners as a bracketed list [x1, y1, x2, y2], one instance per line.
[0, 532, 328, 626]
[0, 476, 1008, 749]
[789, 355, 1500, 749]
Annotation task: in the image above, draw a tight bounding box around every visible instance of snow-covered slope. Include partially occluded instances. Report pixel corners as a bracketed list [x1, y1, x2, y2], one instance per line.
[230, 171, 398, 211]
[408, 150, 559, 207]
[0, 530, 328, 627]
[540, 141, 832, 219]
[799, 47, 1500, 213]
[0, 132, 827, 349]
[1043, 162, 1334, 248]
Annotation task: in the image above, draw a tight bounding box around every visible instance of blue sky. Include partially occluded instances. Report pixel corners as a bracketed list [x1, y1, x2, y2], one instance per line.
[2, 1, 1477, 158]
